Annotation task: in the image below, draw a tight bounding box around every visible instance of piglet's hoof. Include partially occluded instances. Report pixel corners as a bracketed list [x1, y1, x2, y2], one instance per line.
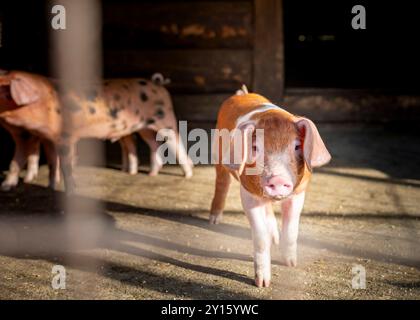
[184, 170, 193, 179]
[209, 212, 223, 224]
[280, 244, 297, 267]
[128, 168, 138, 175]
[64, 179, 76, 196]
[1, 180, 17, 191]
[255, 271, 271, 288]
[23, 173, 37, 183]
[281, 256, 297, 267]
[183, 161, 194, 179]
[1, 184, 13, 192]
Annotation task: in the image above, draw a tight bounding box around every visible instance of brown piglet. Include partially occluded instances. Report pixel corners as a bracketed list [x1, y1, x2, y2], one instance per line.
[210, 87, 331, 287]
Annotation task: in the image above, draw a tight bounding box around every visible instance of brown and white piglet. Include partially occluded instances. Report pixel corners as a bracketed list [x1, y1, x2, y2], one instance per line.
[210, 88, 331, 287]
[0, 70, 62, 190]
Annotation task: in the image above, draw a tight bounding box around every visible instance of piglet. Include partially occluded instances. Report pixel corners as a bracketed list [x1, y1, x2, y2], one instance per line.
[210, 87, 331, 287]
[0, 70, 61, 190]
[57, 74, 193, 193]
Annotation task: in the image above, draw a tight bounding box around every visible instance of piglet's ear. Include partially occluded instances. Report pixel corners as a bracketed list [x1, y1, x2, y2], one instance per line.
[295, 118, 331, 171]
[222, 121, 255, 176]
[10, 75, 40, 105]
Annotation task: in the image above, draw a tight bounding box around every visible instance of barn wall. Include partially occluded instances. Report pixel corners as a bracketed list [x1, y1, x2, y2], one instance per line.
[1, 0, 420, 172]
[102, 0, 258, 125]
[101, 0, 420, 124]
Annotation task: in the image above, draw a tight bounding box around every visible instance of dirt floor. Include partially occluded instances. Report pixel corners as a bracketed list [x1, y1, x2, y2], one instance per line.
[0, 124, 419, 299]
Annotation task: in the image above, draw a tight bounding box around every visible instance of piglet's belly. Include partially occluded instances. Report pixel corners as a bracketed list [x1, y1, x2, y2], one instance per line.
[72, 115, 146, 141]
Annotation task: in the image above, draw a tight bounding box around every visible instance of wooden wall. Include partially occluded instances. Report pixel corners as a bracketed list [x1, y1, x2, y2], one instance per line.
[102, 0, 420, 124]
[102, 0, 284, 125]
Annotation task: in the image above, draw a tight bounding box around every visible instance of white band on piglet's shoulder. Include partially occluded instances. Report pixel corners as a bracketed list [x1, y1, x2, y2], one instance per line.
[236, 103, 285, 126]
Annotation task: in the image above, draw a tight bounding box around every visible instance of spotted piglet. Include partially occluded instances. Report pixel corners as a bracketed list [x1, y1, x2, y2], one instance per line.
[117, 74, 187, 177]
[58, 74, 193, 193]
[210, 87, 331, 287]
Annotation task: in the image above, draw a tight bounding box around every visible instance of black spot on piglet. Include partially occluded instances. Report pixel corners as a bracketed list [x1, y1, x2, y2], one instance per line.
[139, 80, 147, 86]
[146, 118, 155, 125]
[109, 108, 119, 119]
[155, 109, 165, 119]
[89, 106, 96, 114]
[140, 92, 148, 102]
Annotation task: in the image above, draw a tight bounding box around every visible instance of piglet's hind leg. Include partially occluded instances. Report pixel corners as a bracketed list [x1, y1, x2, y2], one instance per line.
[42, 140, 60, 189]
[23, 137, 40, 183]
[140, 129, 163, 176]
[58, 140, 77, 195]
[119, 135, 138, 175]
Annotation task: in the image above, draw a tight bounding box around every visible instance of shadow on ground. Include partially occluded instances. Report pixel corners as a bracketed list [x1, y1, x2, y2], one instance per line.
[0, 124, 420, 299]
[0, 183, 258, 299]
[0, 182, 419, 299]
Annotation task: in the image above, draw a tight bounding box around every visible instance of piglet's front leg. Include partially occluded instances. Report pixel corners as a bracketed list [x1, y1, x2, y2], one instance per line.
[280, 191, 305, 267]
[240, 185, 272, 288]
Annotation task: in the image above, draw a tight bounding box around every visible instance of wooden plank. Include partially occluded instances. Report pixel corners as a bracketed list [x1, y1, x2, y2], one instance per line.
[169, 90, 420, 123]
[172, 93, 230, 121]
[284, 89, 420, 122]
[102, 1, 253, 49]
[253, 0, 285, 102]
[104, 49, 252, 94]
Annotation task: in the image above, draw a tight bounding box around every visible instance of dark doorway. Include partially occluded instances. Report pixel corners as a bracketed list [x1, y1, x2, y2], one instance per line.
[284, 0, 420, 93]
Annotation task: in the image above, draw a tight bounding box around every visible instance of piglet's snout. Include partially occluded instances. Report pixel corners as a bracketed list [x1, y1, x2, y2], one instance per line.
[263, 175, 293, 197]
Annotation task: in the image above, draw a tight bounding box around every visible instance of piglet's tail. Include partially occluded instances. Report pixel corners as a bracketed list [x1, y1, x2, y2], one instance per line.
[151, 73, 171, 86]
[236, 84, 249, 96]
